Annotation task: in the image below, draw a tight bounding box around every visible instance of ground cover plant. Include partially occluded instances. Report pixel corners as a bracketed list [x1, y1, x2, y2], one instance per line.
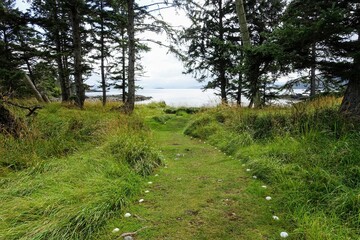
[0, 102, 162, 239]
[184, 96, 360, 239]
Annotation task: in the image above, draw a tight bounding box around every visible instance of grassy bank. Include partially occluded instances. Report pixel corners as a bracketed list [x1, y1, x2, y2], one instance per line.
[184, 97, 360, 239]
[0, 102, 162, 239]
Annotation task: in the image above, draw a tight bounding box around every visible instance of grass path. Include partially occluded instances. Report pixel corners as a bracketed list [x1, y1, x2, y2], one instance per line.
[100, 114, 289, 239]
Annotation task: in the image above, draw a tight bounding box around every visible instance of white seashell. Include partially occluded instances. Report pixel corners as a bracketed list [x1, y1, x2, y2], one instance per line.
[139, 199, 144, 203]
[261, 185, 267, 188]
[112, 228, 120, 233]
[265, 196, 272, 200]
[124, 213, 131, 218]
[272, 215, 279, 220]
[148, 181, 153, 184]
[280, 232, 289, 238]
[145, 190, 150, 193]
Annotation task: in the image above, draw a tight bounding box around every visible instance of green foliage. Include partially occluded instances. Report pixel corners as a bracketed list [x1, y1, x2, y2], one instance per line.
[108, 133, 162, 176]
[184, 97, 360, 238]
[164, 106, 200, 115]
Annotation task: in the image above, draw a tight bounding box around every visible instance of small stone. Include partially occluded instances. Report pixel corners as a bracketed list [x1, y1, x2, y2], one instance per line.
[124, 213, 131, 218]
[112, 228, 120, 233]
[246, 168, 251, 172]
[139, 199, 144, 203]
[176, 153, 181, 157]
[265, 196, 272, 200]
[124, 236, 134, 240]
[280, 232, 289, 238]
[252, 175, 257, 179]
[273, 215, 279, 220]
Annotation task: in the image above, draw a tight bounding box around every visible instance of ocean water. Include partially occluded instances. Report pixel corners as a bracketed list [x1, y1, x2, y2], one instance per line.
[137, 89, 221, 107]
[86, 88, 222, 107]
[86, 88, 305, 107]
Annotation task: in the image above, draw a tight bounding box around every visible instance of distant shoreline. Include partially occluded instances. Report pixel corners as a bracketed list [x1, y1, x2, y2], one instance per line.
[85, 94, 152, 102]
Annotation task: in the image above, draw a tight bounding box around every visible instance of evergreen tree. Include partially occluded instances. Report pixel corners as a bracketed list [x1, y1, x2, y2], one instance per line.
[240, 0, 286, 107]
[30, 0, 73, 102]
[0, 0, 45, 99]
[180, 0, 240, 103]
[277, 1, 360, 116]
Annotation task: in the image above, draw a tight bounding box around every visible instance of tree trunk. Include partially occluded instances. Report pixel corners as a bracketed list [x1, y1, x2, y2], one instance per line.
[54, 0, 70, 102]
[23, 74, 44, 103]
[100, 0, 106, 106]
[339, 77, 360, 117]
[235, 0, 261, 108]
[236, 72, 242, 106]
[122, 29, 127, 103]
[125, 0, 135, 114]
[69, 1, 85, 109]
[310, 42, 316, 98]
[235, 0, 250, 47]
[219, 0, 227, 104]
[339, 29, 360, 118]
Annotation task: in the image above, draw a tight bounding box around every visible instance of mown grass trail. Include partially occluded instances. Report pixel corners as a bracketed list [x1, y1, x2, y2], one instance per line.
[99, 114, 291, 239]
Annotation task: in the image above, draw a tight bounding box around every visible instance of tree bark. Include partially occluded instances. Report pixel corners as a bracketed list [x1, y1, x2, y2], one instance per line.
[125, 0, 135, 114]
[100, 0, 106, 106]
[236, 72, 242, 106]
[218, 0, 227, 104]
[235, 0, 250, 47]
[235, 0, 261, 107]
[69, 1, 85, 109]
[122, 28, 127, 103]
[23, 74, 44, 103]
[339, 28, 360, 118]
[54, 0, 70, 102]
[310, 42, 316, 98]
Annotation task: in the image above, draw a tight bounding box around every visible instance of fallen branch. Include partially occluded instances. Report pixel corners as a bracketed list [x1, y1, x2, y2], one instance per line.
[1, 99, 43, 117]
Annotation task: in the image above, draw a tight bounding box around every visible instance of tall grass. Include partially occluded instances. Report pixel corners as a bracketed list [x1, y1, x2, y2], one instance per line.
[0, 102, 162, 239]
[184, 97, 360, 238]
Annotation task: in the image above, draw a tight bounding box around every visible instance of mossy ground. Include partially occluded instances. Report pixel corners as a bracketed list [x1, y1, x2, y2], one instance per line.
[98, 112, 292, 239]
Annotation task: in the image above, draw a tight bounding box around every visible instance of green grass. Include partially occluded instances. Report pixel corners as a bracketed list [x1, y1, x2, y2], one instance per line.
[96, 111, 294, 239]
[0, 102, 162, 239]
[1, 98, 359, 239]
[182, 97, 360, 239]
